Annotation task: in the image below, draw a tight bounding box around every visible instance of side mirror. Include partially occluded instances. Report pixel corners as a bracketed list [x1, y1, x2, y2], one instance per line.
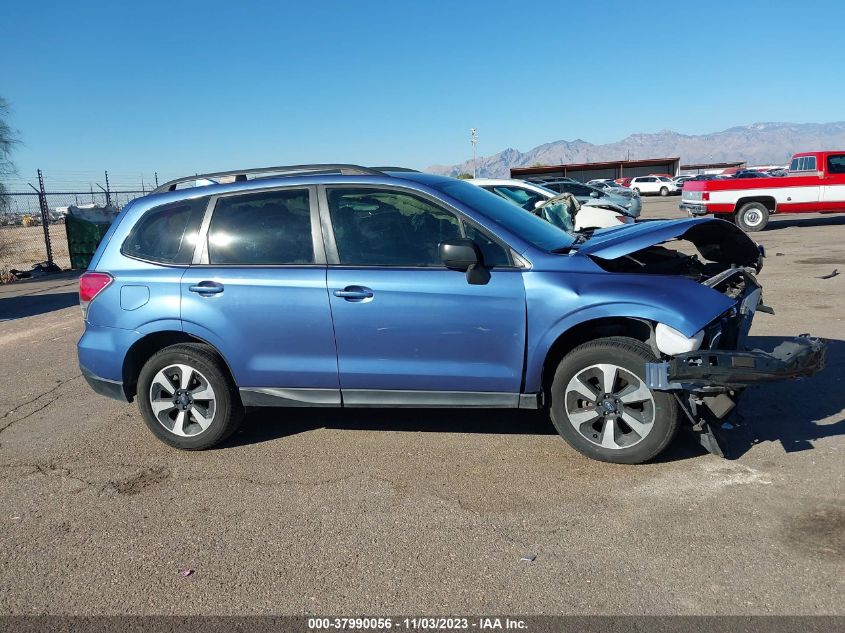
[590, 191, 601, 198]
[440, 239, 481, 271]
[534, 200, 545, 210]
[440, 239, 490, 285]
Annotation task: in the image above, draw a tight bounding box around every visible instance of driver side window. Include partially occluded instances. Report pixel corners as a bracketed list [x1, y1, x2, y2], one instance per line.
[327, 188, 511, 268]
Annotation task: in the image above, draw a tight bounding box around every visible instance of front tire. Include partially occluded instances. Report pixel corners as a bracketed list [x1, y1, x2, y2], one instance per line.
[549, 337, 678, 464]
[659, 186, 669, 197]
[735, 202, 769, 232]
[137, 343, 243, 450]
[632, 187, 640, 195]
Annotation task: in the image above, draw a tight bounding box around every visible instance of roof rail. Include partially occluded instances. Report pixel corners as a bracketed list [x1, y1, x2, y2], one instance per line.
[151, 163, 386, 194]
[369, 166, 420, 173]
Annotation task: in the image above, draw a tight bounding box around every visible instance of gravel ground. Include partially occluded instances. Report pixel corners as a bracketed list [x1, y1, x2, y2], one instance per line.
[0, 199, 842, 615]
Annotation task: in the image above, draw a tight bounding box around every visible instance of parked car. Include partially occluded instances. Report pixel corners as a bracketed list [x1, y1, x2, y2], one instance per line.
[766, 167, 788, 177]
[588, 180, 632, 195]
[526, 179, 642, 217]
[673, 175, 695, 188]
[681, 150, 845, 231]
[731, 170, 771, 179]
[527, 176, 578, 185]
[629, 176, 679, 196]
[78, 164, 825, 464]
[614, 177, 633, 187]
[468, 178, 634, 230]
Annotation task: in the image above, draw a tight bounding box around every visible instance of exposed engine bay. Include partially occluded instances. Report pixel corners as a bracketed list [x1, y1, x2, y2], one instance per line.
[588, 223, 765, 282]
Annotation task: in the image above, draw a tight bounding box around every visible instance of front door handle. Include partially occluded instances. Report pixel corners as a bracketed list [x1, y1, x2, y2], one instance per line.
[333, 286, 374, 301]
[188, 281, 224, 296]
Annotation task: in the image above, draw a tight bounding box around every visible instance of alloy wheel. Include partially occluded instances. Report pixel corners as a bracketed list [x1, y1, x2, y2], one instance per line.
[149, 364, 217, 437]
[564, 363, 655, 450]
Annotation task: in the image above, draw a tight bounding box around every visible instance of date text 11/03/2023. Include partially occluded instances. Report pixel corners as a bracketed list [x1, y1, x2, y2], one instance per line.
[307, 617, 528, 630]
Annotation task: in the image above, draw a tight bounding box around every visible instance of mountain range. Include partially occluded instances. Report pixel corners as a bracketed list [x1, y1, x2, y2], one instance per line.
[426, 122, 845, 178]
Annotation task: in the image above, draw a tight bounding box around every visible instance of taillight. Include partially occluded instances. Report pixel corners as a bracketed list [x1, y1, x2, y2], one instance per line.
[615, 215, 630, 224]
[79, 272, 112, 320]
[702, 192, 710, 201]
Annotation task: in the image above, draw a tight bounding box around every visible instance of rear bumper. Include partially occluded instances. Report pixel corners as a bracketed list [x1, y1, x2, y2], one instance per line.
[646, 335, 826, 391]
[679, 202, 708, 216]
[80, 365, 129, 402]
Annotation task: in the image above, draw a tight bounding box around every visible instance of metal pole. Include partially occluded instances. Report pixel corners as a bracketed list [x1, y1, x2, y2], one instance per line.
[470, 128, 478, 178]
[104, 170, 112, 206]
[95, 183, 109, 204]
[36, 169, 54, 267]
[154, 172, 159, 188]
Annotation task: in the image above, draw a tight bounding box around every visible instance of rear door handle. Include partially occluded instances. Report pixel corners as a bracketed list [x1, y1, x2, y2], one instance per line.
[333, 286, 374, 301]
[188, 281, 224, 295]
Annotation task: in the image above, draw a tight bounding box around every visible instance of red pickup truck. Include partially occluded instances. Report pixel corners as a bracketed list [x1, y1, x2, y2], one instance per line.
[680, 151, 845, 231]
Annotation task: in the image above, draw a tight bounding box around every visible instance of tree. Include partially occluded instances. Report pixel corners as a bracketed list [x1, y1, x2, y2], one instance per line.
[0, 96, 17, 213]
[456, 172, 473, 179]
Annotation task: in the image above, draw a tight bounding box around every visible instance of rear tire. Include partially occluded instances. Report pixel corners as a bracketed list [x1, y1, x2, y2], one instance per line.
[632, 187, 641, 195]
[549, 337, 678, 464]
[735, 202, 769, 232]
[659, 187, 669, 197]
[137, 343, 243, 450]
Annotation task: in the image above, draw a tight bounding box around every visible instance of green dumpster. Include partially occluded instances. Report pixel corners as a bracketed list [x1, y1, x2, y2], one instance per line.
[65, 206, 119, 270]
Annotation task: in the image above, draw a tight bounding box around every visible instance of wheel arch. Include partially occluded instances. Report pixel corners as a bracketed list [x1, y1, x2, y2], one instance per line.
[122, 330, 237, 401]
[539, 316, 655, 399]
[734, 196, 776, 213]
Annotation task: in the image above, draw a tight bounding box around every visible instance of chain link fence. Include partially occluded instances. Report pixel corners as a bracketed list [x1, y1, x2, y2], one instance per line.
[0, 186, 146, 276]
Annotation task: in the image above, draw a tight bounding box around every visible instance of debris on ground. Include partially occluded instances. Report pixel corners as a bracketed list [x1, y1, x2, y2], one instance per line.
[7, 261, 62, 281]
[818, 269, 840, 280]
[178, 568, 195, 577]
[520, 554, 537, 562]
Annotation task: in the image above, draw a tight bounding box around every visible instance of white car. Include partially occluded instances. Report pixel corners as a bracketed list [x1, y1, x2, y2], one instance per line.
[468, 178, 636, 230]
[629, 175, 679, 196]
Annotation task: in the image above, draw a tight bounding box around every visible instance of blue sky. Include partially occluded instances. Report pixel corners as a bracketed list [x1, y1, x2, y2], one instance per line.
[2, 0, 844, 188]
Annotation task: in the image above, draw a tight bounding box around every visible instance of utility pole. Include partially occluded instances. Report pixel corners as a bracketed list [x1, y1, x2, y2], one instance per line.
[104, 170, 112, 206]
[154, 172, 159, 188]
[470, 128, 478, 178]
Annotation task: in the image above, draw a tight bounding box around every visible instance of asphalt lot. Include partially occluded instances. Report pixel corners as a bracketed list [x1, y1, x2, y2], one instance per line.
[0, 198, 842, 615]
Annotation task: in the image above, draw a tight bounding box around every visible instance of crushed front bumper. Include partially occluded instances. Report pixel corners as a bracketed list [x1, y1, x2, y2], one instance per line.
[646, 335, 826, 392]
[646, 336, 826, 457]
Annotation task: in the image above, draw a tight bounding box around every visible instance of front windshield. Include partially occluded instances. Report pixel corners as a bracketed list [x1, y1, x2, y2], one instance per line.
[433, 179, 576, 251]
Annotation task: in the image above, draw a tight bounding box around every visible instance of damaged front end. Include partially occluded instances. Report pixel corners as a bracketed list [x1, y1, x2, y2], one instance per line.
[647, 266, 826, 457]
[583, 218, 827, 457]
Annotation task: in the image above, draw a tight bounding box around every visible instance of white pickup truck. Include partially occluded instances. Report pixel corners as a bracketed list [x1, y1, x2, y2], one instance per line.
[680, 151, 845, 231]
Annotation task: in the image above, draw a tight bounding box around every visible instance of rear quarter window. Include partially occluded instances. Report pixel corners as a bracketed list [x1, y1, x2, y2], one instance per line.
[122, 197, 208, 264]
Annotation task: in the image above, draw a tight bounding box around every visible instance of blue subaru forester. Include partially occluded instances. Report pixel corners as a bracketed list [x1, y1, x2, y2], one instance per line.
[78, 165, 824, 463]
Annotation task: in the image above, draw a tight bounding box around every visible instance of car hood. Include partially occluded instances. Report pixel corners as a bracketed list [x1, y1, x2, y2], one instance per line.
[576, 217, 762, 267]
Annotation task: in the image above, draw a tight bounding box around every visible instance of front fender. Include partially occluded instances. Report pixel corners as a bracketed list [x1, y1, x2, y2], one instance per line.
[522, 271, 735, 392]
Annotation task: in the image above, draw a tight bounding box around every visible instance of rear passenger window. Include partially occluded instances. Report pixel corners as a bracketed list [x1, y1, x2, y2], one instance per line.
[207, 189, 314, 265]
[122, 197, 208, 264]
